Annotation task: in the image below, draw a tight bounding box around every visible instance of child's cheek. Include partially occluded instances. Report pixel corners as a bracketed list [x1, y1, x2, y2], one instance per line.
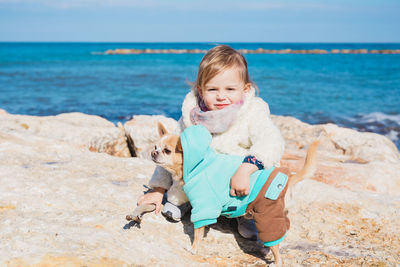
[203, 95, 214, 107]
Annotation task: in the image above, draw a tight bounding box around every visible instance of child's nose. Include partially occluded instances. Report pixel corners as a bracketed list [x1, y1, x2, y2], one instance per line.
[216, 91, 225, 100]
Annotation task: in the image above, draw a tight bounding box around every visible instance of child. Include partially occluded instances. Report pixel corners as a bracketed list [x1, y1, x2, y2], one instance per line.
[137, 45, 285, 239]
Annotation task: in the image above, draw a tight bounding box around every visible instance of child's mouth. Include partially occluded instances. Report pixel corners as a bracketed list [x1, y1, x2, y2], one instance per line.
[215, 104, 230, 109]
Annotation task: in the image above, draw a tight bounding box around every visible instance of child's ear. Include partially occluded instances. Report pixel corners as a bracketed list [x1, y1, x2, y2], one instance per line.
[244, 83, 251, 93]
[176, 138, 183, 153]
[197, 86, 203, 97]
[157, 122, 168, 137]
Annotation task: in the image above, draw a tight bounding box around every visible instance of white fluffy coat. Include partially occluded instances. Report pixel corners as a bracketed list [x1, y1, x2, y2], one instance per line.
[149, 87, 285, 206]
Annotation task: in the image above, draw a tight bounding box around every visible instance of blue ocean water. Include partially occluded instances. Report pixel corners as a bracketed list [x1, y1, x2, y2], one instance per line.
[0, 42, 399, 149]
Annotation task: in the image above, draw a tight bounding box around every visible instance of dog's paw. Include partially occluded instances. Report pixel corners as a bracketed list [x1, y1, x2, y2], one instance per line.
[259, 246, 270, 256]
[184, 245, 198, 255]
[269, 261, 282, 267]
[126, 214, 141, 223]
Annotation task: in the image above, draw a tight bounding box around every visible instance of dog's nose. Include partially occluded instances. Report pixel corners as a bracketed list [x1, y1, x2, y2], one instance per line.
[151, 150, 158, 159]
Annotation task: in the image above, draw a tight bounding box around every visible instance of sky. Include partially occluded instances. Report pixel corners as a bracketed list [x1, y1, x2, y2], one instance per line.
[0, 0, 399, 42]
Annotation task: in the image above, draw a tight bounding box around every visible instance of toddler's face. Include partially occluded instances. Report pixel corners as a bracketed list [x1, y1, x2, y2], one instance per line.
[200, 67, 250, 111]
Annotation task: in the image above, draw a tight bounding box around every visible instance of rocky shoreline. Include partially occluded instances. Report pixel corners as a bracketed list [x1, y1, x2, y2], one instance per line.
[1, 109, 399, 266]
[103, 48, 400, 55]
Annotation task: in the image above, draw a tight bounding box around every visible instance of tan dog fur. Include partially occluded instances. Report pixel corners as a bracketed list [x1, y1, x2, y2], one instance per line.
[152, 122, 318, 266]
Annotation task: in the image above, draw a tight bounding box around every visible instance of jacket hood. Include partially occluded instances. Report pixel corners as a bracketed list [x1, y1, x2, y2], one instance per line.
[180, 125, 212, 180]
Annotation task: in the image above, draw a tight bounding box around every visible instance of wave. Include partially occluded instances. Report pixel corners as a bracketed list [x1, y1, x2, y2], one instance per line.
[357, 112, 400, 125]
[345, 112, 400, 146]
[90, 52, 106, 55]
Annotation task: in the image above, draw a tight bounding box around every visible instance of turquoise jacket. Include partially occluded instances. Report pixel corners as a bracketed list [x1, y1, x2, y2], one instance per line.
[181, 125, 278, 229]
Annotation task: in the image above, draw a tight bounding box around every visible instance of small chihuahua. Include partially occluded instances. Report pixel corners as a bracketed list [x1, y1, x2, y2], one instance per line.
[151, 122, 318, 266]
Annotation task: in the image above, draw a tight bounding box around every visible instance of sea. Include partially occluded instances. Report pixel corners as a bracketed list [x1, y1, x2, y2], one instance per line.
[0, 42, 399, 150]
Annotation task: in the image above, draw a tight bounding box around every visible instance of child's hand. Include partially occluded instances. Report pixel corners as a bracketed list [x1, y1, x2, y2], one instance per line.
[230, 163, 258, 197]
[137, 187, 165, 214]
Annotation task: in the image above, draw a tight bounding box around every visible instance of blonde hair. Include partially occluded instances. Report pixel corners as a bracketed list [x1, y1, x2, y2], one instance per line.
[194, 45, 257, 94]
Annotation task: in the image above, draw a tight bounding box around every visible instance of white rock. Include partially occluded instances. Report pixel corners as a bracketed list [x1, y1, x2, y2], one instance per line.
[0, 112, 131, 157]
[272, 115, 400, 163]
[322, 123, 400, 163]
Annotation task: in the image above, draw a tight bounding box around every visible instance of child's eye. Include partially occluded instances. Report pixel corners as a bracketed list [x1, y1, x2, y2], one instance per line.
[227, 87, 236, 91]
[163, 148, 171, 155]
[207, 88, 217, 91]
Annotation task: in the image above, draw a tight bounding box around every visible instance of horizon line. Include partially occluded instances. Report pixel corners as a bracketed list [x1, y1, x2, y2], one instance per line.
[1, 41, 400, 44]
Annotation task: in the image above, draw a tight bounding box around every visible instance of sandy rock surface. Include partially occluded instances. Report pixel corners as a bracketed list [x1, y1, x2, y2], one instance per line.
[1, 111, 399, 266]
[0, 112, 130, 157]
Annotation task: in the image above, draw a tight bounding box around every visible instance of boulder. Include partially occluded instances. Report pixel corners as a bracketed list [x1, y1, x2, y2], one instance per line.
[271, 115, 400, 163]
[124, 115, 179, 159]
[103, 48, 400, 55]
[0, 111, 131, 157]
[272, 115, 400, 196]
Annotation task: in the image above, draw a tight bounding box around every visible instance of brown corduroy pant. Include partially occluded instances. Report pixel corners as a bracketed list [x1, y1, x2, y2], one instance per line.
[245, 167, 291, 244]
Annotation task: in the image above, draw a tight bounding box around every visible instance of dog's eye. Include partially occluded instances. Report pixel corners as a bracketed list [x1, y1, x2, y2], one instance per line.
[163, 148, 171, 155]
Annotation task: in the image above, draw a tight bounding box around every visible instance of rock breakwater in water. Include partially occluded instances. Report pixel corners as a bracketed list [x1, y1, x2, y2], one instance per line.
[1, 109, 399, 266]
[103, 48, 400, 55]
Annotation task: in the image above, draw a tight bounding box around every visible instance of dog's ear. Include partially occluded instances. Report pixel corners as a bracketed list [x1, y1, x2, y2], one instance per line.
[176, 138, 182, 153]
[157, 122, 168, 137]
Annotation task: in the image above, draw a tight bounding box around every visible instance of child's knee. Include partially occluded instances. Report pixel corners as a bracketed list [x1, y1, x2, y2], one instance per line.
[167, 183, 188, 206]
